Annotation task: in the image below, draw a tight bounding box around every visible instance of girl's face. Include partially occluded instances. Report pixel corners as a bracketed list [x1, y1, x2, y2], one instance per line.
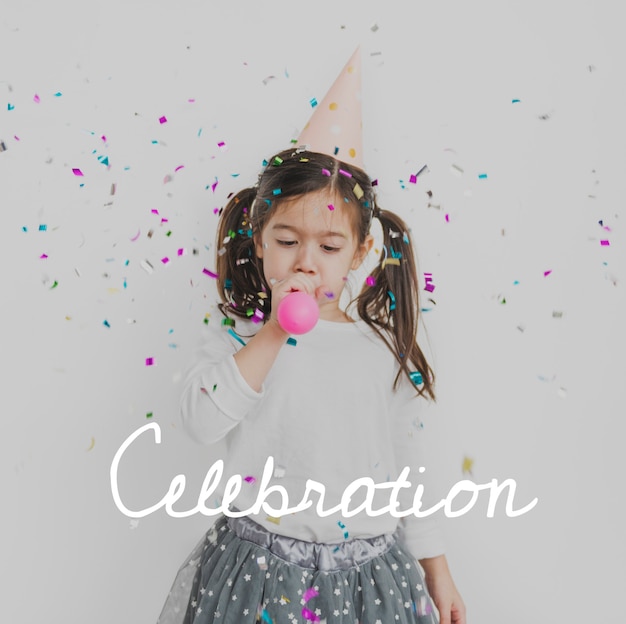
[255, 190, 374, 321]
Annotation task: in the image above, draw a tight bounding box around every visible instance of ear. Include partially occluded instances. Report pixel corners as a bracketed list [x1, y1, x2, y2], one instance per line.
[254, 234, 264, 259]
[351, 234, 374, 270]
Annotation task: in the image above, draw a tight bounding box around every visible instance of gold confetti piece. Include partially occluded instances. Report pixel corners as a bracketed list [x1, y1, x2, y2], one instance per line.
[86, 437, 95, 452]
[462, 456, 474, 476]
[382, 258, 401, 268]
[266, 515, 281, 525]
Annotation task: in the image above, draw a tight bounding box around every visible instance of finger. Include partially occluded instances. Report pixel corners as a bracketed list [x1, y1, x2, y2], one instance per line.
[437, 602, 452, 624]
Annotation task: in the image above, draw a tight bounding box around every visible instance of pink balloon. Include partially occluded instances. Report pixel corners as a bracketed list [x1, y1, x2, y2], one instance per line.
[276, 292, 320, 335]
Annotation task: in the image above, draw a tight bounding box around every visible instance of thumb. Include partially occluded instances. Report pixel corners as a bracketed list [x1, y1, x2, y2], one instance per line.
[313, 285, 335, 305]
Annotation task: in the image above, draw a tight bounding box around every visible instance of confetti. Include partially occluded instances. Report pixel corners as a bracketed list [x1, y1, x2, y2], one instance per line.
[72, 168, 84, 176]
[203, 268, 219, 279]
[272, 188, 282, 195]
[146, 412, 153, 419]
[244, 475, 256, 484]
[410, 371, 423, 386]
[366, 275, 376, 286]
[145, 357, 155, 366]
[339, 169, 352, 178]
[462, 456, 474, 476]
[0, 140, 6, 152]
[327, 203, 335, 211]
[86, 437, 95, 451]
[310, 97, 318, 108]
[227, 328, 247, 346]
[387, 290, 396, 311]
[543, 270, 552, 277]
[600, 240, 610, 246]
[159, 115, 167, 124]
[321, 168, 331, 176]
[33, 93, 40, 103]
[337, 520, 349, 539]
[478, 173, 488, 179]
[266, 515, 281, 525]
[302, 586, 320, 623]
[353, 182, 364, 199]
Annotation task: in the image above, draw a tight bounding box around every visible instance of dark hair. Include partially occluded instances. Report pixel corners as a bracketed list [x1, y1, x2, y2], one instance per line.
[215, 148, 435, 400]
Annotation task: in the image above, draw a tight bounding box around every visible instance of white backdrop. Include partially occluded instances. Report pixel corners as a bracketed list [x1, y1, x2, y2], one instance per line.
[2, 1, 625, 623]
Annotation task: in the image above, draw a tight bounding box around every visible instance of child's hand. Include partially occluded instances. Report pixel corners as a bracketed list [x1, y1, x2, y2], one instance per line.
[419, 555, 467, 624]
[269, 275, 328, 317]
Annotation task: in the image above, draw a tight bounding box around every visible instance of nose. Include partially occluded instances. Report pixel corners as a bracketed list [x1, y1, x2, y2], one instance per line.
[294, 243, 317, 274]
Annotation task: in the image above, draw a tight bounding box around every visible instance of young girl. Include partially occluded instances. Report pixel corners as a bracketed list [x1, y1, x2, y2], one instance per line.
[158, 148, 466, 624]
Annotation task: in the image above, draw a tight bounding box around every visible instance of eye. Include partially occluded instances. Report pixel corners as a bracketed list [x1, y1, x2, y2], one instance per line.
[277, 239, 296, 246]
[322, 245, 340, 252]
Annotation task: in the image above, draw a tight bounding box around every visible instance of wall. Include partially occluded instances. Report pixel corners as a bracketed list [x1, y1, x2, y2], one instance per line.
[2, 1, 624, 622]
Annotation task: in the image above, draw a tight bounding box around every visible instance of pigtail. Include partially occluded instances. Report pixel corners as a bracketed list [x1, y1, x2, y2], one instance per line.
[355, 206, 436, 400]
[215, 187, 269, 322]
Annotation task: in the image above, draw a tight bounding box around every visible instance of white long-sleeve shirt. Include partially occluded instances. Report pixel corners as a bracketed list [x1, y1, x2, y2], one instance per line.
[180, 315, 446, 560]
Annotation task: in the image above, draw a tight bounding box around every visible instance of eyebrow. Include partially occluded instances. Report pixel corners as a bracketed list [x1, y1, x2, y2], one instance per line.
[271, 223, 348, 239]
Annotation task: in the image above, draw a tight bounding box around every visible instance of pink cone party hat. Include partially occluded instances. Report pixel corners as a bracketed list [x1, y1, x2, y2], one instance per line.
[297, 47, 363, 168]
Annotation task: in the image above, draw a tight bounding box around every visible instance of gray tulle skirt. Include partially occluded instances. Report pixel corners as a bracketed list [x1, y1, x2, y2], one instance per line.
[157, 514, 439, 624]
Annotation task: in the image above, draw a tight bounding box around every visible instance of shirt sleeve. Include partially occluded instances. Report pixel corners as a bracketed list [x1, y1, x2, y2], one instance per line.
[391, 373, 447, 560]
[180, 320, 265, 445]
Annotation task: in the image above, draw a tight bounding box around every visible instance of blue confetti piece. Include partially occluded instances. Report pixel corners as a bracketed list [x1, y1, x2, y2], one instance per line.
[286, 337, 297, 346]
[410, 371, 423, 386]
[227, 328, 247, 346]
[103, 320, 111, 328]
[310, 97, 318, 108]
[478, 173, 488, 179]
[387, 290, 396, 311]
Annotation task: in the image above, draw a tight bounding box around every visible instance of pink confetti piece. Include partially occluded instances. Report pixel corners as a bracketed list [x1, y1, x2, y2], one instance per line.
[366, 275, 376, 286]
[177, 248, 186, 256]
[203, 268, 219, 279]
[217, 141, 226, 150]
[151, 209, 159, 215]
[161, 257, 170, 265]
[211, 180, 219, 193]
[40, 254, 48, 259]
[338, 169, 352, 178]
[302, 608, 320, 622]
[33, 94, 40, 103]
[327, 203, 335, 211]
[101, 135, 107, 143]
[409, 174, 417, 184]
[244, 475, 256, 484]
[544, 270, 552, 277]
[130, 229, 141, 241]
[321, 168, 331, 176]
[303, 587, 319, 602]
[145, 357, 155, 366]
[72, 168, 84, 176]
[159, 115, 167, 124]
[174, 165, 185, 172]
[445, 213, 450, 222]
[600, 240, 610, 246]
